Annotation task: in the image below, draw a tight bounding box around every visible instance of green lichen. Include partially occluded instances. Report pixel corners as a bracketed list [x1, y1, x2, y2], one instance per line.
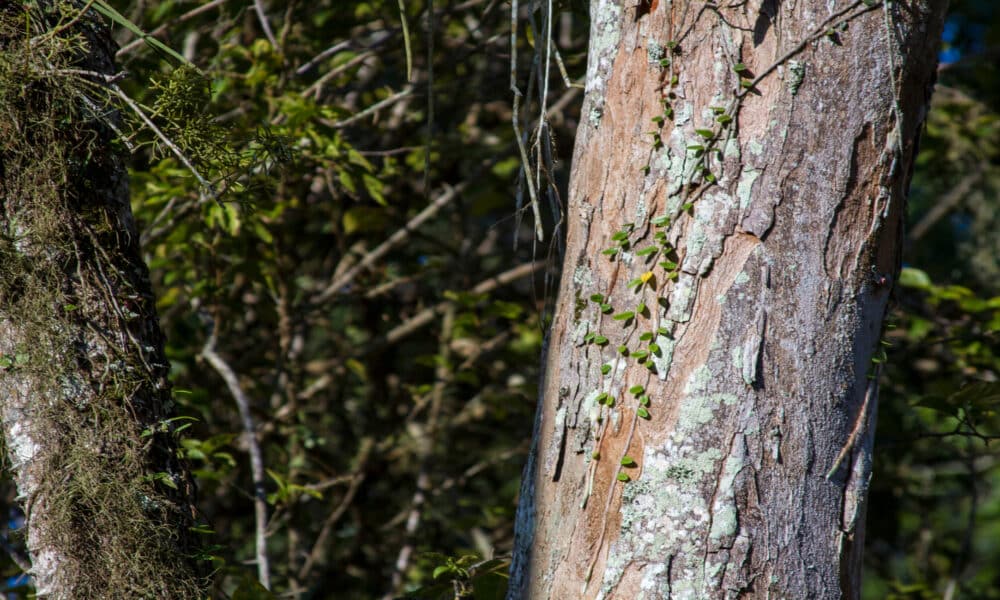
[647, 39, 664, 65]
[650, 334, 676, 381]
[786, 59, 806, 95]
[602, 445, 720, 598]
[666, 276, 695, 322]
[573, 264, 594, 288]
[585, 0, 623, 128]
[736, 168, 761, 210]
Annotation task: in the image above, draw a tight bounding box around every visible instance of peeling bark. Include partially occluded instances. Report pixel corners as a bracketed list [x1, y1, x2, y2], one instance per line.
[509, 1, 947, 598]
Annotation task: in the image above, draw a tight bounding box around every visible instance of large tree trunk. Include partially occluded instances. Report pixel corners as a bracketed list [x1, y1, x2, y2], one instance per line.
[0, 3, 204, 597]
[509, 1, 946, 598]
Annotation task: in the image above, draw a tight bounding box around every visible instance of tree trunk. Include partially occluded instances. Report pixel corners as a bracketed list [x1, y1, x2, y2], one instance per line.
[509, 1, 946, 598]
[0, 4, 204, 597]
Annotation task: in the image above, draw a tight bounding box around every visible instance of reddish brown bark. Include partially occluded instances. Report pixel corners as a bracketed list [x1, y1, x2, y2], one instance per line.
[509, 1, 946, 598]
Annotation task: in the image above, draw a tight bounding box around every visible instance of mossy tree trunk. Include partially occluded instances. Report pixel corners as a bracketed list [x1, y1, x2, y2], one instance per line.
[0, 3, 204, 597]
[509, 1, 946, 598]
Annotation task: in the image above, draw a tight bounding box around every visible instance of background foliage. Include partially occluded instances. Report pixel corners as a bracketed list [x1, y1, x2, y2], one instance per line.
[0, 1, 996, 598]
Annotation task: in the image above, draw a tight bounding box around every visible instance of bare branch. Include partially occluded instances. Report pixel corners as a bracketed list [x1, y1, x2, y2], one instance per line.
[201, 329, 271, 590]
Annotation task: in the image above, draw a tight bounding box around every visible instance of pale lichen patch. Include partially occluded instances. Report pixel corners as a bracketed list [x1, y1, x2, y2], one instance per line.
[736, 167, 762, 210]
[600, 445, 721, 599]
[667, 274, 696, 322]
[574, 264, 594, 288]
[650, 334, 676, 381]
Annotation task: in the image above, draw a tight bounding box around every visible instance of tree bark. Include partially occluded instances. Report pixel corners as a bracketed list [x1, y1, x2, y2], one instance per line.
[509, 1, 946, 598]
[0, 3, 204, 597]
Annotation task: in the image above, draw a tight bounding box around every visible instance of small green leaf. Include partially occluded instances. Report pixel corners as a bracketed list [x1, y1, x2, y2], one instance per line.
[590, 293, 605, 302]
[592, 450, 601, 460]
[600, 303, 613, 313]
[611, 230, 629, 242]
[596, 392, 609, 405]
[618, 345, 628, 355]
[593, 335, 609, 345]
[716, 114, 733, 125]
[651, 214, 670, 226]
[602, 247, 619, 256]
[617, 472, 631, 482]
[631, 350, 649, 359]
[649, 343, 661, 354]
[695, 128, 714, 139]
[626, 278, 643, 289]
[636, 246, 657, 257]
[601, 364, 612, 375]
[651, 115, 664, 124]
[733, 62, 748, 73]
[740, 80, 754, 89]
[637, 407, 651, 419]
[639, 395, 650, 406]
[659, 260, 677, 270]
[613, 311, 635, 321]
[584, 332, 596, 343]
[636, 302, 647, 314]
[433, 566, 451, 579]
[639, 332, 654, 341]
[687, 144, 704, 152]
[629, 385, 645, 395]
[620, 456, 636, 467]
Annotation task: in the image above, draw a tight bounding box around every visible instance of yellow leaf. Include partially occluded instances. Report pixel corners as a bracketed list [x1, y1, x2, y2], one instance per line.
[640, 271, 653, 284]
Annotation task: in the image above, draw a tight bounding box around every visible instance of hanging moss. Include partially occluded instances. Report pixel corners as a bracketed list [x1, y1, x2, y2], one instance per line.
[0, 2, 206, 597]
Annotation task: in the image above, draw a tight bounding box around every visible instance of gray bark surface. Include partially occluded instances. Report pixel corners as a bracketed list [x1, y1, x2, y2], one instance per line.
[509, 1, 946, 598]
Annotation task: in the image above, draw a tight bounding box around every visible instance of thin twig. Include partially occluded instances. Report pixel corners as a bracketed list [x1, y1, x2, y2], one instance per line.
[297, 439, 372, 581]
[385, 305, 455, 599]
[116, 0, 228, 59]
[201, 329, 271, 590]
[329, 86, 413, 128]
[313, 182, 465, 302]
[382, 261, 543, 345]
[909, 164, 985, 241]
[253, 0, 281, 53]
[826, 365, 881, 480]
[509, 0, 544, 242]
[296, 39, 353, 75]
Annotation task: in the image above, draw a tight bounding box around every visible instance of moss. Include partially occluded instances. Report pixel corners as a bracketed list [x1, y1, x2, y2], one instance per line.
[0, 4, 205, 597]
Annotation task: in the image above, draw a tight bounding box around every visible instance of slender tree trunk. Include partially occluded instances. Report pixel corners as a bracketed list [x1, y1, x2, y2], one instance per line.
[509, 1, 946, 598]
[0, 3, 204, 597]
